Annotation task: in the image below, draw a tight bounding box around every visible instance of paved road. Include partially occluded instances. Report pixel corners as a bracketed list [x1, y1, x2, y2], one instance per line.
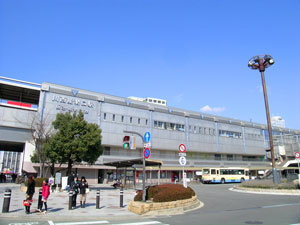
[1, 183, 300, 225]
[156, 183, 300, 225]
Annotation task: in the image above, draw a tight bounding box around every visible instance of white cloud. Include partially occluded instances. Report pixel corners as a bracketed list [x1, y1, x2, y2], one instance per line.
[200, 105, 226, 113]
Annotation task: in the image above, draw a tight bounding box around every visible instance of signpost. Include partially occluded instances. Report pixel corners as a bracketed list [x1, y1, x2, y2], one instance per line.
[178, 144, 187, 188]
[295, 152, 300, 188]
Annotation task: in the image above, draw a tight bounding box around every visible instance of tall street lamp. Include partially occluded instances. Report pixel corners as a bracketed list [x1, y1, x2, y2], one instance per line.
[248, 54, 280, 184]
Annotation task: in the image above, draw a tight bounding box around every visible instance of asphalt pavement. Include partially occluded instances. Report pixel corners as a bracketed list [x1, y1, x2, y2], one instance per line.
[1, 183, 300, 225]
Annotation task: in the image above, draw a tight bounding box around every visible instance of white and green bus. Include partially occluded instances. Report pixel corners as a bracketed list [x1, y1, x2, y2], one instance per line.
[202, 167, 250, 184]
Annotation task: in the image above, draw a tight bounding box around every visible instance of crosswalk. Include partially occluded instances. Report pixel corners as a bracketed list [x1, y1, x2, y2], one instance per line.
[49, 221, 168, 225]
[7, 221, 169, 225]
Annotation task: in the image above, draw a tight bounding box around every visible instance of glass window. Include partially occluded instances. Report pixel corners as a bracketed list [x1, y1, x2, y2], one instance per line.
[104, 147, 110, 155]
[130, 117, 132, 123]
[104, 113, 106, 120]
[146, 119, 148, 125]
[121, 116, 124, 122]
[112, 114, 115, 121]
[138, 118, 140, 124]
[215, 154, 221, 160]
[203, 169, 210, 175]
[211, 169, 216, 175]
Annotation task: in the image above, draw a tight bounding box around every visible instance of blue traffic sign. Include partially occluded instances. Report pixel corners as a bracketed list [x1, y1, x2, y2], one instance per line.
[144, 132, 151, 143]
[144, 148, 151, 159]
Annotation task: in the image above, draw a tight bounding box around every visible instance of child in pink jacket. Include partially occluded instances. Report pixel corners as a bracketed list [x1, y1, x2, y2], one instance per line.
[39, 179, 50, 213]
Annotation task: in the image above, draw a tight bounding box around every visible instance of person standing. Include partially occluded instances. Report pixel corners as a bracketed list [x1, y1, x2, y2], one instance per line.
[70, 176, 79, 209]
[39, 179, 50, 213]
[25, 175, 35, 214]
[79, 176, 88, 208]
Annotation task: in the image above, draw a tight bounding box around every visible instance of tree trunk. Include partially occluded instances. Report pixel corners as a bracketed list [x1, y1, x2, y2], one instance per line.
[67, 160, 73, 176]
[50, 162, 55, 176]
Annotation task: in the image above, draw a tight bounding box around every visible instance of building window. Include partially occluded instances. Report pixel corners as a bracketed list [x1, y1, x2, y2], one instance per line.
[121, 116, 124, 122]
[104, 113, 107, 120]
[153, 120, 185, 132]
[138, 118, 140, 124]
[227, 154, 233, 161]
[104, 147, 110, 155]
[146, 119, 148, 125]
[112, 114, 115, 121]
[219, 130, 242, 138]
[130, 117, 132, 123]
[215, 154, 221, 160]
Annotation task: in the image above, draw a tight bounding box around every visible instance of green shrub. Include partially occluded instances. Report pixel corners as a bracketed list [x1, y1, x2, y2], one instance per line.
[239, 179, 299, 190]
[24, 177, 48, 187]
[134, 191, 143, 201]
[134, 184, 196, 202]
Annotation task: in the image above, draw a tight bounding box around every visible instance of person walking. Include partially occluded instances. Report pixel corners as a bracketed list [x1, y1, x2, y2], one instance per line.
[25, 175, 35, 214]
[39, 179, 50, 213]
[70, 176, 79, 209]
[79, 176, 88, 208]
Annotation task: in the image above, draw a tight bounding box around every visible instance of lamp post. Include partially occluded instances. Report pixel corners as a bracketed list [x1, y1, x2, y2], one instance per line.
[248, 54, 280, 184]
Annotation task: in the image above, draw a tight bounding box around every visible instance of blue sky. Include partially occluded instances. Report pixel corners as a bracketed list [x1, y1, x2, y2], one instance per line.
[1, 0, 299, 129]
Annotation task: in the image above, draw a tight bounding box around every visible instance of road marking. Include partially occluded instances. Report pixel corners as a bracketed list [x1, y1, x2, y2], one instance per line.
[9, 223, 40, 225]
[109, 222, 164, 225]
[262, 203, 300, 209]
[52, 221, 109, 225]
[48, 222, 55, 225]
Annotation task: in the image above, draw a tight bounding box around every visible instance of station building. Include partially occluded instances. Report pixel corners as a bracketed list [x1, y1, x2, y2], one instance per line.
[0, 76, 300, 184]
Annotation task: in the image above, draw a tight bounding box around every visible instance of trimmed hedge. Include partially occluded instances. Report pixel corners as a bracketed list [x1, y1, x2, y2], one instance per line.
[239, 179, 299, 190]
[134, 184, 196, 202]
[24, 177, 48, 187]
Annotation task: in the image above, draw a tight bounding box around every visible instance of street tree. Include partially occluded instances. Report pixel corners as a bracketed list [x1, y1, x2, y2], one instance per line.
[28, 113, 53, 177]
[45, 111, 103, 175]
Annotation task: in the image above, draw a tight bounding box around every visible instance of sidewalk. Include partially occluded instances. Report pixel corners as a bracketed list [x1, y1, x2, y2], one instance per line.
[0, 183, 139, 220]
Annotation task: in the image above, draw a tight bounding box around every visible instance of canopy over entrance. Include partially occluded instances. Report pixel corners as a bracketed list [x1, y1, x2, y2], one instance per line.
[104, 158, 163, 168]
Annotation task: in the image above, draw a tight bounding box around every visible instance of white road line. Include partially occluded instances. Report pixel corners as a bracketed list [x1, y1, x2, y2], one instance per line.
[54, 221, 109, 225]
[109, 222, 163, 225]
[262, 203, 300, 209]
[48, 222, 55, 225]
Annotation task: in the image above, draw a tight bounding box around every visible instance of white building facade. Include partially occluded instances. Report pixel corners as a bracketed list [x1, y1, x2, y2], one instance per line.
[1, 76, 300, 184]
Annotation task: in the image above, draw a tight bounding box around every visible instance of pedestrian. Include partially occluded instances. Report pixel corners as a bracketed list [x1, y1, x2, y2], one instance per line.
[79, 176, 88, 208]
[39, 179, 50, 213]
[70, 176, 79, 209]
[25, 175, 35, 214]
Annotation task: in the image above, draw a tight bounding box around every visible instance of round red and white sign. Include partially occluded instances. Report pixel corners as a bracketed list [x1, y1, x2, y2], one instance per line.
[179, 144, 186, 153]
[295, 152, 300, 159]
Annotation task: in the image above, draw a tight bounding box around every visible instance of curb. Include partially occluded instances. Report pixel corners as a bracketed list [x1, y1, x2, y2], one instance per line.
[230, 186, 300, 196]
[143, 199, 203, 217]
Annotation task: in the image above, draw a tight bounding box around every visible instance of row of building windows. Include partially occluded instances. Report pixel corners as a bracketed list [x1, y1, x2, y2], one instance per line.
[103, 147, 265, 162]
[103, 113, 148, 126]
[153, 120, 185, 131]
[102, 112, 297, 142]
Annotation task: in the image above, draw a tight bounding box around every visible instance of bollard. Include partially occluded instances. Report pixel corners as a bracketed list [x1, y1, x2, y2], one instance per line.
[120, 187, 124, 208]
[2, 189, 11, 213]
[68, 190, 73, 210]
[37, 188, 42, 210]
[96, 189, 100, 209]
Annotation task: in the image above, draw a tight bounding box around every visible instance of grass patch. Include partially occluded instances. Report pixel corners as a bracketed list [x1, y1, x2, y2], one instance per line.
[239, 179, 299, 190]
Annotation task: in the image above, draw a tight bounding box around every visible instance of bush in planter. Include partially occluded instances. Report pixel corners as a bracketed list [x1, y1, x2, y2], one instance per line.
[134, 184, 195, 202]
[24, 177, 47, 187]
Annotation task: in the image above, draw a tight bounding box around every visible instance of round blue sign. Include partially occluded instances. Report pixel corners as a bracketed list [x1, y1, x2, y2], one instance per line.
[144, 132, 151, 143]
[144, 148, 151, 159]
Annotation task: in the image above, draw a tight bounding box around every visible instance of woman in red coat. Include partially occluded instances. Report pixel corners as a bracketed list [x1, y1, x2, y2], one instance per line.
[39, 179, 50, 213]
